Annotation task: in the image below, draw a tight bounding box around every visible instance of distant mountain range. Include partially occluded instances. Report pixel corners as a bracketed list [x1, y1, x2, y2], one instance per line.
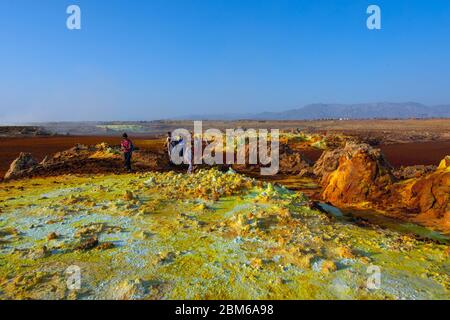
[177, 102, 450, 120]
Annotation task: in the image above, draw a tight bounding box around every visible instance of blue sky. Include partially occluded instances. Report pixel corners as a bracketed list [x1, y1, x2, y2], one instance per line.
[0, 0, 449, 122]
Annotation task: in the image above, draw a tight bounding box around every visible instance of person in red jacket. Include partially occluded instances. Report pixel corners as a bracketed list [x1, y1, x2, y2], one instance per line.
[120, 133, 134, 172]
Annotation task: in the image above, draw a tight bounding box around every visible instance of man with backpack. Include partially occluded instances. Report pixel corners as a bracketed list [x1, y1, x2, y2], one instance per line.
[121, 133, 134, 172]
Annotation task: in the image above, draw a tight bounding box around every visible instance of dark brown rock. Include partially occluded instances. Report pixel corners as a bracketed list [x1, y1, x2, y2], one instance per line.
[75, 237, 99, 251]
[4, 153, 37, 180]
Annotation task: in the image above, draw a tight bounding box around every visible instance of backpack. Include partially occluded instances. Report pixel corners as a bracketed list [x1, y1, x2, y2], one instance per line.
[122, 139, 134, 153]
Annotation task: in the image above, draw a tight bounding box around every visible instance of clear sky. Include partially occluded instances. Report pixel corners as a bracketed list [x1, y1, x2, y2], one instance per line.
[1, 0, 449, 122]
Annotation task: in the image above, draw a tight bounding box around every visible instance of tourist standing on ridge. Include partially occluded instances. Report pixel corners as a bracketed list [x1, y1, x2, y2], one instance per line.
[121, 133, 134, 172]
[166, 131, 173, 163]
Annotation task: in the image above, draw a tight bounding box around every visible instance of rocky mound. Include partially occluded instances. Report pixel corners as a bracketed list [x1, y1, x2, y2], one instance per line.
[316, 142, 449, 232]
[4, 153, 38, 180]
[313, 148, 343, 181]
[396, 156, 450, 232]
[278, 144, 313, 174]
[316, 143, 395, 206]
[393, 165, 437, 180]
[223, 141, 313, 175]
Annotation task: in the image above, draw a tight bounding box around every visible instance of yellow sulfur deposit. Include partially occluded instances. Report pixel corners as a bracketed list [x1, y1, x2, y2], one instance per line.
[0, 169, 448, 300]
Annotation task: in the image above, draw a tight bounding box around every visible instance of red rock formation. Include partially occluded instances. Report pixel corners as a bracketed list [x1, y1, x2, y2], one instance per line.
[231, 142, 312, 175]
[313, 148, 343, 181]
[318, 143, 450, 232]
[397, 156, 450, 232]
[279, 144, 313, 174]
[318, 143, 394, 206]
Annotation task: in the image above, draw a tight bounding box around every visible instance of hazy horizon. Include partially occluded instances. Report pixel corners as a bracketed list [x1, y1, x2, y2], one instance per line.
[1, 101, 449, 124]
[1, 0, 450, 122]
